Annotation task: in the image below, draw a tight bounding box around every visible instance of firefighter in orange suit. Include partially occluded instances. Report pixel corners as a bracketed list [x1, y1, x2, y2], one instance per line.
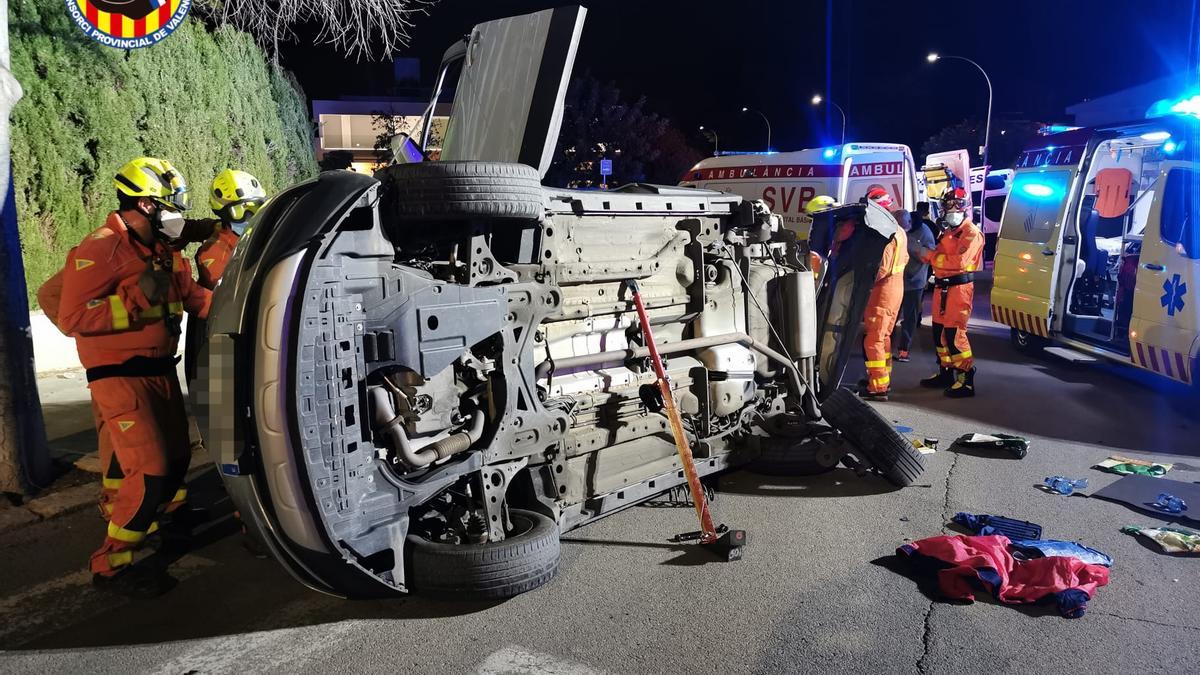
[919, 187, 983, 398]
[860, 197, 909, 401]
[57, 157, 211, 597]
[195, 169, 267, 289]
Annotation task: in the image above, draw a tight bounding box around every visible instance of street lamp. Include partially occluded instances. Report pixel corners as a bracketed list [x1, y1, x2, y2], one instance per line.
[810, 94, 846, 146]
[927, 52, 994, 171]
[699, 125, 719, 156]
[740, 107, 772, 152]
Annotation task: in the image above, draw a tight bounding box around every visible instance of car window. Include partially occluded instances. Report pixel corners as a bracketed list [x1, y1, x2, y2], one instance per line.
[1160, 168, 1199, 259]
[998, 169, 1073, 243]
[984, 195, 1006, 223]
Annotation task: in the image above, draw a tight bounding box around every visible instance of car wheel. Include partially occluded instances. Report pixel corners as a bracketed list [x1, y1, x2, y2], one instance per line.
[1010, 328, 1047, 355]
[820, 388, 925, 487]
[407, 508, 560, 599]
[749, 416, 844, 476]
[378, 161, 545, 221]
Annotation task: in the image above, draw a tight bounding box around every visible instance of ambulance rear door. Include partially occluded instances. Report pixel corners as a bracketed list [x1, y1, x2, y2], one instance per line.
[841, 145, 914, 209]
[1129, 162, 1199, 384]
[991, 165, 1081, 338]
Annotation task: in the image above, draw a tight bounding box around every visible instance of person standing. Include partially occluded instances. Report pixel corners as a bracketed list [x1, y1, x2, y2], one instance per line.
[894, 205, 936, 362]
[918, 188, 983, 398]
[859, 193, 908, 401]
[58, 157, 211, 597]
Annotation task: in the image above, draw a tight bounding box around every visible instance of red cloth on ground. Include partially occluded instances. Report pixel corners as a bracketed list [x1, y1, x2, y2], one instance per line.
[899, 535, 1109, 610]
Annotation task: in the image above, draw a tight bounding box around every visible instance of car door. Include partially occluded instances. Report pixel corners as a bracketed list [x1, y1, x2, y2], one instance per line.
[1130, 163, 1199, 384]
[438, 6, 587, 178]
[991, 168, 1077, 337]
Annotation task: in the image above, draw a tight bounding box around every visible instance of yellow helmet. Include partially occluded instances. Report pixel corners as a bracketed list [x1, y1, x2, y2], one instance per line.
[805, 195, 839, 214]
[210, 169, 267, 223]
[114, 157, 189, 211]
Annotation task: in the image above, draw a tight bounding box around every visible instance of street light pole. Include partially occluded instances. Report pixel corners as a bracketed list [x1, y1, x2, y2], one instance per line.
[699, 125, 719, 156]
[927, 53, 993, 171]
[810, 94, 847, 146]
[740, 107, 772, 152]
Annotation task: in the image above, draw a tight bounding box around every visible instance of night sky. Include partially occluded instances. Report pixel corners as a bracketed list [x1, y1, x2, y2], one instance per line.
[283, 0, 1196, 154]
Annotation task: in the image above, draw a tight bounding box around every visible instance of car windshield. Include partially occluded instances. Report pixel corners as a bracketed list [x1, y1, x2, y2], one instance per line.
[998, 169, 1074, 244]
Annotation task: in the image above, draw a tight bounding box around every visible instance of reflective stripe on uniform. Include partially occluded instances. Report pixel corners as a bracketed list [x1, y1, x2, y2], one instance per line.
[870, 376, 890, 388]
[952, 350, 973, 362]
[107, 521, 147, 544]
[102, 477, 123, 490]
[140, 301, 185, 319]
[170, 488, 187, 504]
[107, 550, 133, 569]
[864, 359, 888, 369]
[108, 295, 129, 330]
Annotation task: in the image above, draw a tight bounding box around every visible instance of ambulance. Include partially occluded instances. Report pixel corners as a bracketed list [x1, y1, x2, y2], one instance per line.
[679, 143, 920, 237]
[991, 113, 1199, 387]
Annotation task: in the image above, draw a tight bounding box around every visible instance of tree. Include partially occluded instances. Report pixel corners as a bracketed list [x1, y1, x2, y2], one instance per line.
[921, 118, 1043, 170]
[544, 74, 702, 188]
[199, 0, 435, 61]
[319, 150, 355, 172]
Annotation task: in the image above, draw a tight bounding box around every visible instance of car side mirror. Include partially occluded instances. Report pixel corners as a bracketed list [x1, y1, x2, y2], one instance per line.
[390, 133, 426, 165]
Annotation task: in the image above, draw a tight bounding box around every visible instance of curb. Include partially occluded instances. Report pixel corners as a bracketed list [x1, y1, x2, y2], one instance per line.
[1, 484, 97, 535]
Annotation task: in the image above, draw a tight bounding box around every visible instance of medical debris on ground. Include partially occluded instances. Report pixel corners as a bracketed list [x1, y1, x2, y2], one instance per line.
[1093, 455, 1173, 477]
[1121, 525, 1200, 554]
[952, 433, 1029, 459]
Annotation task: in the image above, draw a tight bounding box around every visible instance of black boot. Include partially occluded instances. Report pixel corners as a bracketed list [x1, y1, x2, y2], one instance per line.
[944, 367, 976, 398]
[920, 367, 954, 388]
[92, 563, 177, 598]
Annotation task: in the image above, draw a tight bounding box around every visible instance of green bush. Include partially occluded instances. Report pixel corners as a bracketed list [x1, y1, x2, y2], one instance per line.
[9, 0, 317, 305]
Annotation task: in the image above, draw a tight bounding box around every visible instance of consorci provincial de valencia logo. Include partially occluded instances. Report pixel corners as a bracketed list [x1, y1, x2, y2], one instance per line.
[65, 0, 191, 50]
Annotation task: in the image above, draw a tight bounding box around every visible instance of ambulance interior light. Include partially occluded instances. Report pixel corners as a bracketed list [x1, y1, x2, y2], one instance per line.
[1019, 182, 1058, 199]
[1140, 131, 1171, 141]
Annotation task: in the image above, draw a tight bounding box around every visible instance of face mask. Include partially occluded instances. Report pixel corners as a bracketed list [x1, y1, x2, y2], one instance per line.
[155, 209, 186, 240]
[230, 220, 249, 236]
[945, 212, 965, 227]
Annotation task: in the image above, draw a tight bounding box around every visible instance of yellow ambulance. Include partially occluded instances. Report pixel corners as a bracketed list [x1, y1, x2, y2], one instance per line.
[991, 114, 1198, 386]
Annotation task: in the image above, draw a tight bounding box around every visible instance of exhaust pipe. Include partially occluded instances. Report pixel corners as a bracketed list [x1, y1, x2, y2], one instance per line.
[369, 386, 485, 469]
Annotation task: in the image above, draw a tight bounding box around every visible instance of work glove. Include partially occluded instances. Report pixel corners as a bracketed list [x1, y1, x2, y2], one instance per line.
[137, 265, 172, 307]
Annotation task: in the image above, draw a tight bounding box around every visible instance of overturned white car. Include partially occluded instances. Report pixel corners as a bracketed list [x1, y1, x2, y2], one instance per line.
[195, 7, 923, 599]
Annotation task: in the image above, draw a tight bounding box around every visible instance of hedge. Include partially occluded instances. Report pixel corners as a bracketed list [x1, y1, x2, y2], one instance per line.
[9, 0, 317, 305]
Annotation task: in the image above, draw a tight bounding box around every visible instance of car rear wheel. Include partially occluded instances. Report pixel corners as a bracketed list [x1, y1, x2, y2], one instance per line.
[749, 417, 845, 476]
[378, 161, 545, 222]
[1010, 328, 1047, 355]
[820, 388, 925, 487]
[407, 508, 560, 599]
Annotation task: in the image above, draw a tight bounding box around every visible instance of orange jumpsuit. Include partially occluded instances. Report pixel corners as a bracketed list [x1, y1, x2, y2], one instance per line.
[923, 219, 984, 372]
[195, 225, 239, 290]
[863, 228, 909, 394]
[38, 262, 122, 518]
[57, 213, 211, 576]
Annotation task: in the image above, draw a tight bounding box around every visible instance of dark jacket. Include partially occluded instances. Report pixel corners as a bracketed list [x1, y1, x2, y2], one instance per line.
[904, 218, 936, 290]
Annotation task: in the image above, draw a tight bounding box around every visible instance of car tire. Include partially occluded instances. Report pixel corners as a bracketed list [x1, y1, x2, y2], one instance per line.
[407, 508, 560, 599]
[749, 416, 844, 476]
[820, 388, 925, 487]
[1010, 328, 1047, 355]
[378, 161, 545, 221]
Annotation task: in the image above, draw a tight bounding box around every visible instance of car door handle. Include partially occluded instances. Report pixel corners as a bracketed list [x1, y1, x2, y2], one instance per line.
[1041, 248, 1055, 256]
[1142, 263, 1165, 271]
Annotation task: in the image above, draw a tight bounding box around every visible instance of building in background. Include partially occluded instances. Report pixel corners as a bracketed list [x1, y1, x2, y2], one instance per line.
[312, 58, 450, 172]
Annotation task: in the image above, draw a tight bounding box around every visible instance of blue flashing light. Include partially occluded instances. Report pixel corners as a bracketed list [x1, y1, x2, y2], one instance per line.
[1020, 182, 1057, 199]
[1045, 145, 1056, 152]
[1170, 95, 1200, 117]
[1164, 140, 1179, 154]
[822, 147, 837, 159]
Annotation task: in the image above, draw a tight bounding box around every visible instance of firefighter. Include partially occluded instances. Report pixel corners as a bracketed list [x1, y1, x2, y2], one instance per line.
[183, 169, 266, 382]
[859, 197, 909, 401]
[196, 169, 267, 289]
[58, 157, 211, 597]
[918, 187, 983, 397]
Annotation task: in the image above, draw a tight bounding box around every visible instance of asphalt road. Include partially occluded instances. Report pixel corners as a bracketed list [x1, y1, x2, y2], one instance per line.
[3, 289, 1199, 674]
